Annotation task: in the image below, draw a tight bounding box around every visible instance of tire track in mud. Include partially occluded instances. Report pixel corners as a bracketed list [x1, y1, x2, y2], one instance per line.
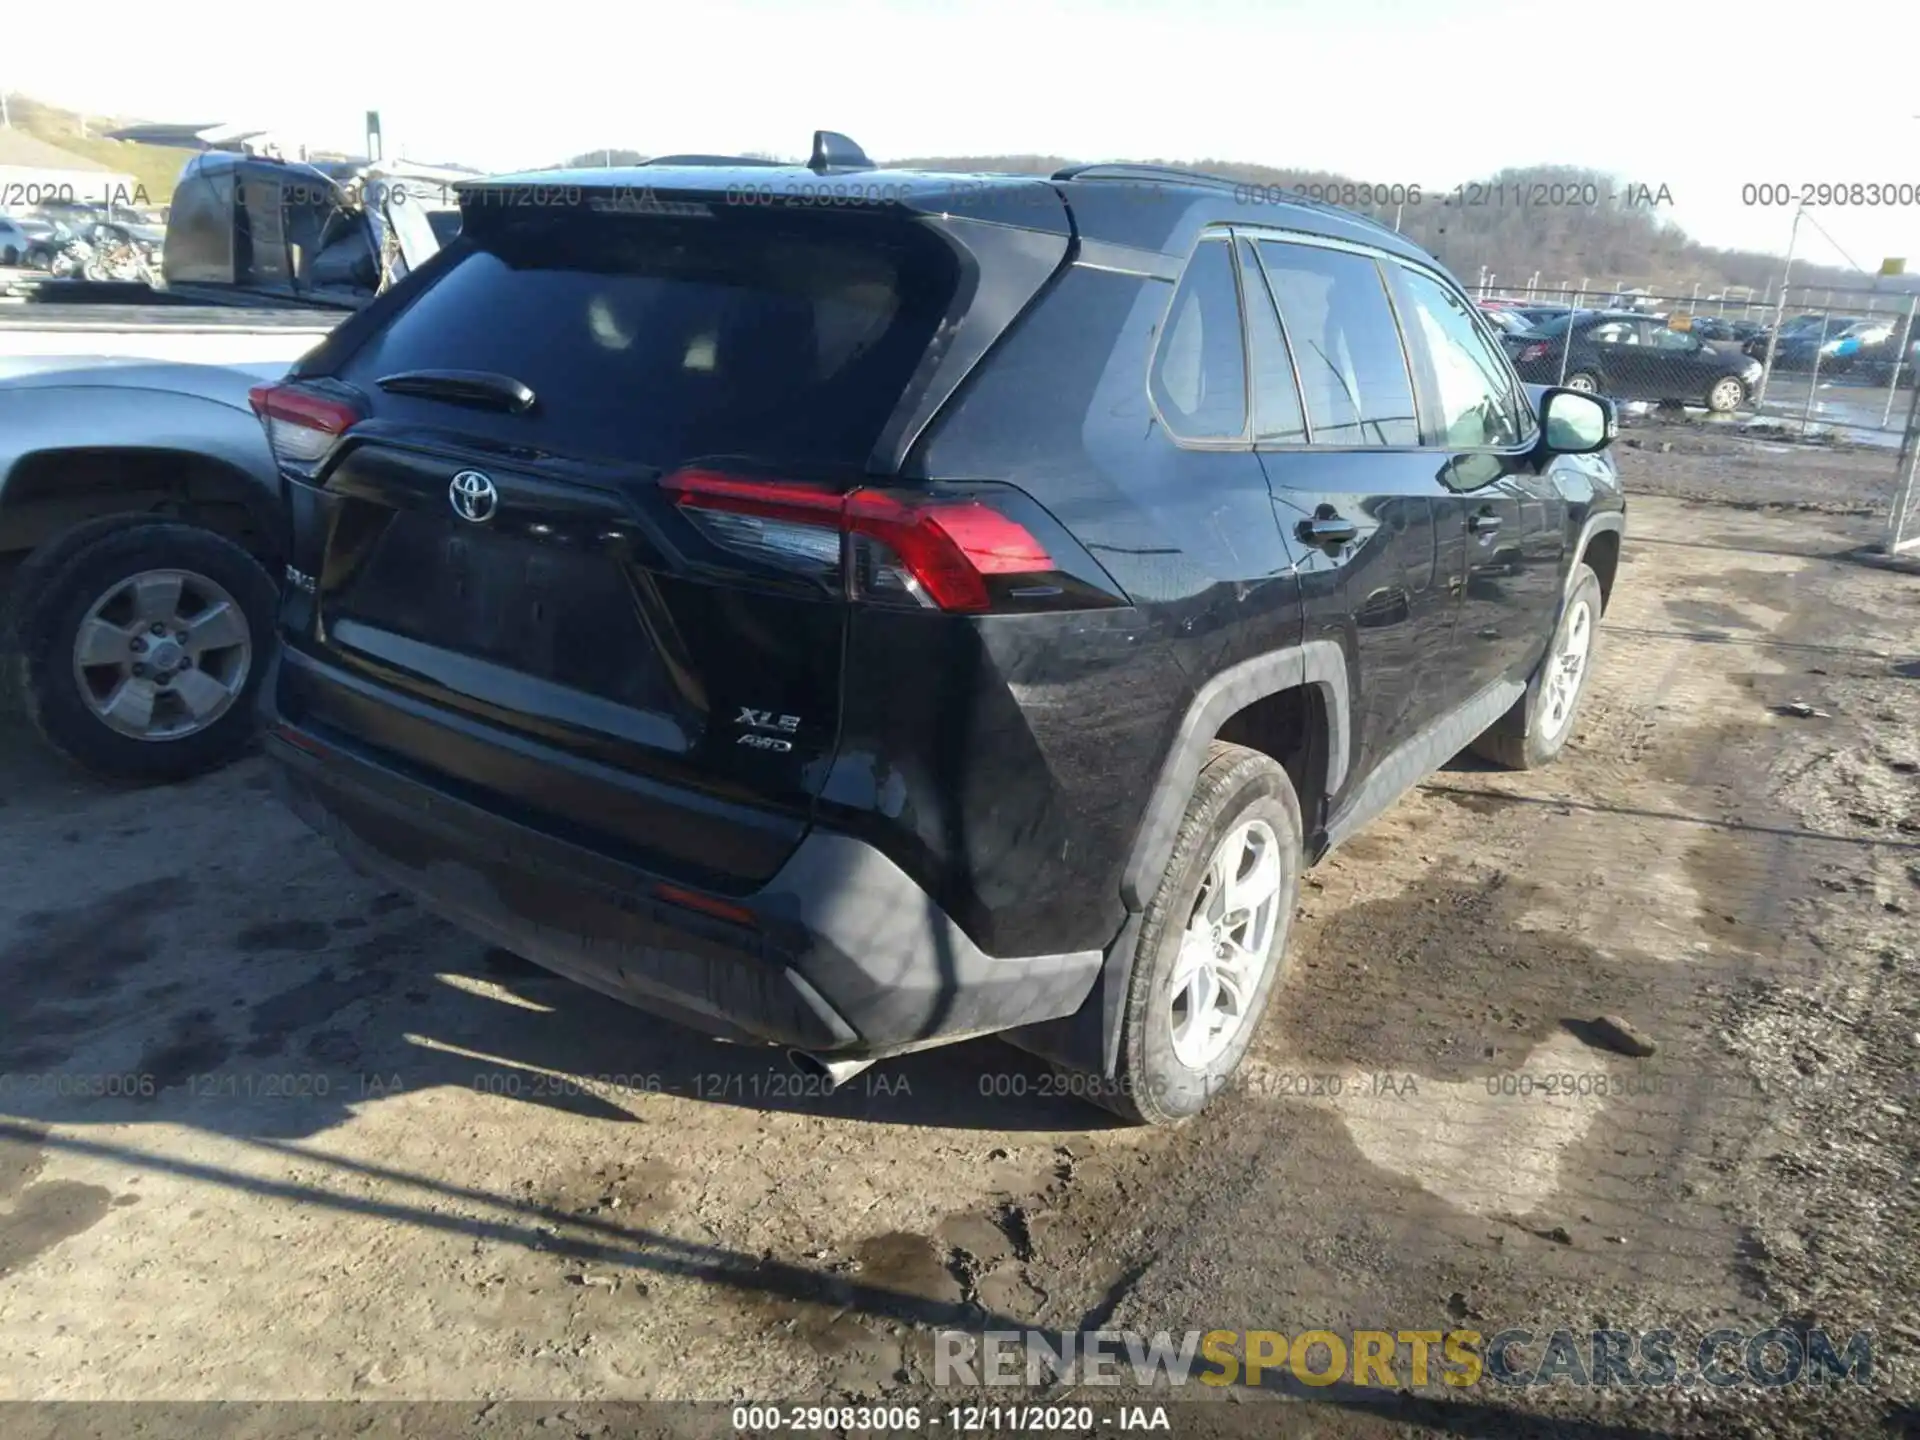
[1003, 499, 1882, 1426]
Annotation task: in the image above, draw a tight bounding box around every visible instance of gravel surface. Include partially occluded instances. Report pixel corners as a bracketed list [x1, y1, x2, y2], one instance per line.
[1, 447, 1917, 1438]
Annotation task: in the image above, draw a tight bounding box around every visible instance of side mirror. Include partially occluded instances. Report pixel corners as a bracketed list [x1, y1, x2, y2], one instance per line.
[1538, 387, 1616, 455]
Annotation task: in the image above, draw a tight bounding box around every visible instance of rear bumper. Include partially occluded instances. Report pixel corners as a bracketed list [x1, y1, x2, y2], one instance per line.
[262, 654, 1104, 1059]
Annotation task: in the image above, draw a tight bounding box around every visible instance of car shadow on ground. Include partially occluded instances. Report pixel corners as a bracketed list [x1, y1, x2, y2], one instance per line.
[0, 1114, 1693, 1440]
[0, 720, 1113, 1140]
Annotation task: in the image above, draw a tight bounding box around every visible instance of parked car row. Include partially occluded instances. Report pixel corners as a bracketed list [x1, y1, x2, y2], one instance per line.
[0, 211, 163, 278]
[1678, 315, 1765, 344]
[1740, 312, 1916, 374]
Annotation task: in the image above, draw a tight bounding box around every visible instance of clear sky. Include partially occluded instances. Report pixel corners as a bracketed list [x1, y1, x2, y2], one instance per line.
[15, 0, 1920, 268]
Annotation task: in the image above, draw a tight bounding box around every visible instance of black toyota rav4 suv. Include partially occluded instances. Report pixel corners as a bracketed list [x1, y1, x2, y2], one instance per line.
[252, 136, 1625, 1125]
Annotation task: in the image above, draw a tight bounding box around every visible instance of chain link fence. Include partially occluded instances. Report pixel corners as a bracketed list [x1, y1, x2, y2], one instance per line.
[1467, 278, 1920, 554]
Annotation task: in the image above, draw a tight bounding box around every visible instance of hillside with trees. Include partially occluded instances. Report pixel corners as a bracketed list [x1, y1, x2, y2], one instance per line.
[886, 154, 1909, 303]
[4, 95, 195, 207]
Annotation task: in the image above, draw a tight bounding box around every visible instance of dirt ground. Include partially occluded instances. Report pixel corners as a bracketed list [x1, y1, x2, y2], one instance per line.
[1, 432, 1918, 1439]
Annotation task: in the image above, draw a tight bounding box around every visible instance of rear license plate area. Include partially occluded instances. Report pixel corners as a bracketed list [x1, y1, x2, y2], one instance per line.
[327, 510, 657, 707]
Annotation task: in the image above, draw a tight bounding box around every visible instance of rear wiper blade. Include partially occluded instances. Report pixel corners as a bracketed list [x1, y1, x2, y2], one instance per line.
[375, 369, 537, 414]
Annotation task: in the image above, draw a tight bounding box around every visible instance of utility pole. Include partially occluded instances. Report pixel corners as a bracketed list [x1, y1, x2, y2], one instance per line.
[1757, 205, 1805, 409]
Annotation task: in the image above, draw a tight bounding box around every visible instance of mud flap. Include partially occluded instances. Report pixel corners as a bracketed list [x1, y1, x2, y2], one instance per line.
[1001, 910, 1143, 1077]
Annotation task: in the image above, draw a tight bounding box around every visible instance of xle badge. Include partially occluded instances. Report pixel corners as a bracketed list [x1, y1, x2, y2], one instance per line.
[735, 706, 801, 752]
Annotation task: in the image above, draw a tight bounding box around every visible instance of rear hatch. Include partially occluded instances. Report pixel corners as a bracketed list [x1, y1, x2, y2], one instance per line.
[268, 177, 1071, 889]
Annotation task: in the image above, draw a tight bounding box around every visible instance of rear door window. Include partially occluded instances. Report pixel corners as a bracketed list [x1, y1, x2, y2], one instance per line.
[1253, 240, 1419, 446]
[1237, 239, 1308, 444]
[334, 211, 958, 468]
[1149, 237, 1248, 442]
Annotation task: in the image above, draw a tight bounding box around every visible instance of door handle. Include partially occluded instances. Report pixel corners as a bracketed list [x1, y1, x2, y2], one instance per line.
[1468, 510, 1502, 536]
[1297, 515, 1359, 548]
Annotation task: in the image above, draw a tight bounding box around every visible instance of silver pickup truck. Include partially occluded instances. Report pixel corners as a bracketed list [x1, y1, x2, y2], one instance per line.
[0, 152, 447, 783]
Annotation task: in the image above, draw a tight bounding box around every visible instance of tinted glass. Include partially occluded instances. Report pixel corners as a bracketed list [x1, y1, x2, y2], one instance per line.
[1392, 266, 1525, 448]
[1255, 240, 1418, 446]
[339, 212, 956, 467]
[1237, 240, 1308, 444]
[1150, 238, 1248, 440]
[1588, 321, 1639, 345]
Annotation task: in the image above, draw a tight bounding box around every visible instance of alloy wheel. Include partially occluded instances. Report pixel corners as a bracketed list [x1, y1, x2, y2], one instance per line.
[1168, 818, 1285, 1068]
[1537, 599, 1593, 743]
[70, 568, 253, 741]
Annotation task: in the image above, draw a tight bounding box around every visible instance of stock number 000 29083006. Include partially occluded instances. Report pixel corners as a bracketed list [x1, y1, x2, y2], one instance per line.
[1742, 182, 1920, 207]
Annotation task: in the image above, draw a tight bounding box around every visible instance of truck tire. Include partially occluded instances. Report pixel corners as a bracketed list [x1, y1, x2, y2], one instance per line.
[1469, 563, 1604, 771]
[1086, 742, 1303, 1126]
[10, 521, 277, 784]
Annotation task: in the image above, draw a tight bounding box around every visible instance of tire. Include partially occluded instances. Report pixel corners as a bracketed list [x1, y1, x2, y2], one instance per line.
[1469, 562, 1604, 771]
[9, 521, 277, 784]
[1085, 742, 1303, 1126]
[1562, 371, 1601, 395]
[1706, 375, 1746, 413]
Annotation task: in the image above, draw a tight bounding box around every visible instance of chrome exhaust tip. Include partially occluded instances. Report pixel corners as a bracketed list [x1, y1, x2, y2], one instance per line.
[787, 1050, 875, 1090]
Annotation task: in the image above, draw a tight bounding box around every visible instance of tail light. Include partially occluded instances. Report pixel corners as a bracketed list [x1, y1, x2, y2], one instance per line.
[248, 381, 364, 478]
[1518, 343, 1549, 363]
[662, 468, 1122, 615]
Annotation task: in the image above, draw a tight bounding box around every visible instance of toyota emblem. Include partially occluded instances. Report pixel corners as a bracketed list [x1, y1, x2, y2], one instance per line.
[449, 470, 498, 524]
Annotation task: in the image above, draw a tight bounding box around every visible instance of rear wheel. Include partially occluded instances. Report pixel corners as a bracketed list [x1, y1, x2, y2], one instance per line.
[1085, 742, 1302, 1126]
[1470, 563, 1603, 771]
[1562, 371, 1601, 395]
[1706, 375, 1746, 413]
[9, 521, 277, 783]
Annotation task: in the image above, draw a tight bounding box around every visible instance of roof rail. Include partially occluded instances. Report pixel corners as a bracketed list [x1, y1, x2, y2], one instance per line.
[1052, 161, 1410, 243]
[642, 132, 873, 173]
[1051, 162, 1238, 193]
[646, 154, 785, 168]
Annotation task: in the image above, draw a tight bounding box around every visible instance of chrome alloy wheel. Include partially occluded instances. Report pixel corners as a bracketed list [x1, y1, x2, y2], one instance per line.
[1168, 818, 1285, 1068]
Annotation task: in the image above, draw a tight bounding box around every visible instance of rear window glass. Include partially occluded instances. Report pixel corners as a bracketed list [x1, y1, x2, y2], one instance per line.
[338, 212, 958, 467]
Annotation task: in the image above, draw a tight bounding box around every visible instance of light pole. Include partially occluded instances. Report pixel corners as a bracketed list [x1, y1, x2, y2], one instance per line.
[1756, 204, 1806, 409]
